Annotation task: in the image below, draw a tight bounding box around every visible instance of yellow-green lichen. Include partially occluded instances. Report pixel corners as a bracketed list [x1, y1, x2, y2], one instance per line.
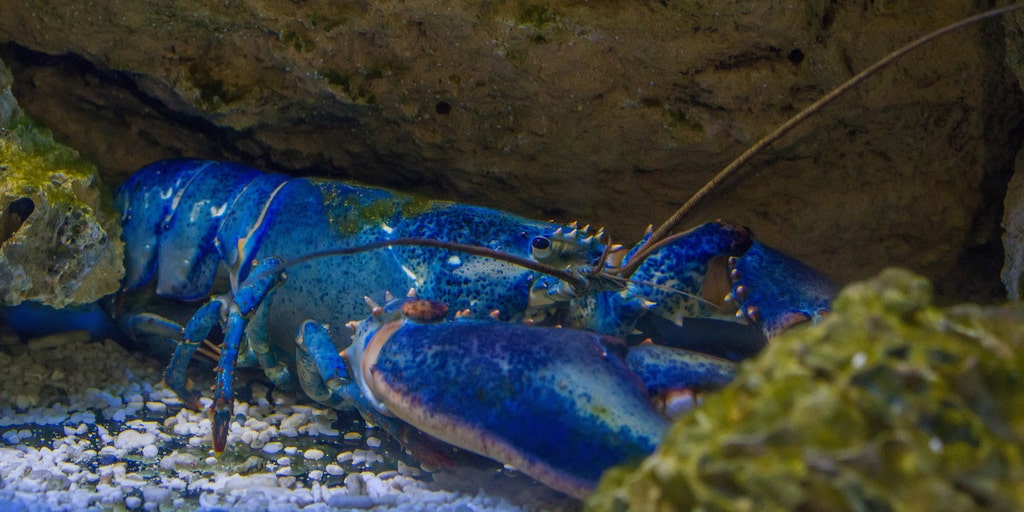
[588, 268, 1024, 512]
[1, 59, 124, 307]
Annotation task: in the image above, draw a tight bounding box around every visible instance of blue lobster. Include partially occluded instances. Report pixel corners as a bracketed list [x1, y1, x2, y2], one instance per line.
[10, 158, 835, 498]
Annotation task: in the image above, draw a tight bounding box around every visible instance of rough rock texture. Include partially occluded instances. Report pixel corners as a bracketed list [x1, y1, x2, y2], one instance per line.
[1001, 148, 1024, 299]
[587, 268, 1024, 511]
[0, 1, 1021, 297]
[1000, 10, 1024, 300]
[0, 57, 124, 307]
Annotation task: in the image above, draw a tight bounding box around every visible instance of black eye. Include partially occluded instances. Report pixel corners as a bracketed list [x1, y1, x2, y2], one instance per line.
[531, 236, 552, 259]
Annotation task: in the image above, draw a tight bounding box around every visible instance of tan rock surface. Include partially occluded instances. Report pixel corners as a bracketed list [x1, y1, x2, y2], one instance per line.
[1, 1, 1020, 295]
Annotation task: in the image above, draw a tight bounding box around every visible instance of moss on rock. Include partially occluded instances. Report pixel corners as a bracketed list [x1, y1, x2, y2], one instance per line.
[588, 268, 1024, 511]
[0, 57, 123, 307]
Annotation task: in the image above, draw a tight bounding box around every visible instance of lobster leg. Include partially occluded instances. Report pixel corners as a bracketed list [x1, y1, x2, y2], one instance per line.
[163, 257, 285, 452]
[294, 320, 353, 409]
[210, 308, 247, 452]
[727, 241, 837, 338]
[243, 286, 294, 389]
[166, 299, 224, 408]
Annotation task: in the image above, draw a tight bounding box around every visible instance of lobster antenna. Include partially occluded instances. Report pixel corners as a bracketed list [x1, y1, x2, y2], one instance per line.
[621, 3, 1024, 278]
[254, 237, 590, 292]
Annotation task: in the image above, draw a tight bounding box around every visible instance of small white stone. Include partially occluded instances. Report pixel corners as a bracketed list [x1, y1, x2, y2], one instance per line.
[142, 444, 159, 458]
[205, 456, 217, 466]
[325, 464, 344, 476]
[283, 445, 298, 455]
[262, 442, 283, 454]
[365, 437, 381, 448]
[145, 402, 167, 413]
[303, 448, 325, 461]
[125, 496, 142, 509]
[115, 430, 156, 452]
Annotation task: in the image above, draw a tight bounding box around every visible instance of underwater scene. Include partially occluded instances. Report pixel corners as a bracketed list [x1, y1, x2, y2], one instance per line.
[3, 1, 1024, 511]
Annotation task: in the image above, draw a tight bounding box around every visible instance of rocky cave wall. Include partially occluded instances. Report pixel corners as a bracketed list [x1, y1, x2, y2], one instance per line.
[2, 0, 1023, 300]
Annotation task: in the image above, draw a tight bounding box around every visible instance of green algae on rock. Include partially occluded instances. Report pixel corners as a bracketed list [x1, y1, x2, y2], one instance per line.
[1, 58, 123, 308]
[588, 268, 1024, 512]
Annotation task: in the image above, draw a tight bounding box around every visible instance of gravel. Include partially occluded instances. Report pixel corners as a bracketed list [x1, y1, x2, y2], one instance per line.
[0, 328, 578, 511]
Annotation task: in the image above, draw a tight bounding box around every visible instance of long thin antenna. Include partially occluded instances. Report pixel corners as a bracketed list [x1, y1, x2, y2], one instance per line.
[249, 237, 590, 292]
[620, 3, 1024, 278]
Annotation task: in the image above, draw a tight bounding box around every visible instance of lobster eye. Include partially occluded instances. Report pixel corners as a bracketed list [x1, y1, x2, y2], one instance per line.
[531, 236, 552, 260]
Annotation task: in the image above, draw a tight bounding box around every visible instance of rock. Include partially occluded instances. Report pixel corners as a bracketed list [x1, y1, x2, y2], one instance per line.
[1000, 12, 1024, 300]
[0, 1, 1020, 297]
[1001, 149, 1024, 299]
[588, 268, 1024, 511]
[0, 57, 123, 307]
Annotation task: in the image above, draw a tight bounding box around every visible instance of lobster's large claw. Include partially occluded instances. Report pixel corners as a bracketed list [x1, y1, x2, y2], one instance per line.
[345, 299, 669, 499]
[727, 241, 837, 338]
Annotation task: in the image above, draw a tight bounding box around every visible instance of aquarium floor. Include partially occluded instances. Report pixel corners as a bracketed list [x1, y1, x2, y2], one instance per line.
[0, 330, 578, 511]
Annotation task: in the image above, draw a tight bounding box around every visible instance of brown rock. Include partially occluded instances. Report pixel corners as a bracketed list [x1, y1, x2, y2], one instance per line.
[0, 1, 1020, 297]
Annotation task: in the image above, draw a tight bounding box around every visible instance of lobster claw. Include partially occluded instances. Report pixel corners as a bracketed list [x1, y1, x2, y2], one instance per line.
[726, 242, 837, 338]
[343, 298, 669, 498]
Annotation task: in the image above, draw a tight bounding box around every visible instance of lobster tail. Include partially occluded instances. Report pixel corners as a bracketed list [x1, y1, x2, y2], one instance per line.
[117, 159, 285, 300]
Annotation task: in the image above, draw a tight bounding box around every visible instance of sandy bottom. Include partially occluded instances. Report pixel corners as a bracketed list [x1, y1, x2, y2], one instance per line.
[0, 329, 579, 511]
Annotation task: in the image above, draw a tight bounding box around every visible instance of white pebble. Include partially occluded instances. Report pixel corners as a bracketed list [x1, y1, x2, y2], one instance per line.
[160, 396, 183, 407]
[366, 437, 381, 448]
[262, 442, 283, 454]
[142, 444, 159, 458]
[325, 464, 344, 476]
[284, 445, 298, 455]
[125, 496, 142, 509]
[115, 430, 156, 452]
[145, 402, 167, 413]
[304, 448, 325, 460]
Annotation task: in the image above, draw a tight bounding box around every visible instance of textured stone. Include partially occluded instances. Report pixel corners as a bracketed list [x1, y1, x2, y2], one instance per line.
[0, 57, 123, 307]
[1002, 148, 1024, 299]
[588, 268, 1024, 511]
[1000, 11, 1024, 300]
[0, 1, 1020, 297]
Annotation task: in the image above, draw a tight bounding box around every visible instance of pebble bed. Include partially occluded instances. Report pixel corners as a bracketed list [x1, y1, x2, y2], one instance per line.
[0, 329, 578, 511]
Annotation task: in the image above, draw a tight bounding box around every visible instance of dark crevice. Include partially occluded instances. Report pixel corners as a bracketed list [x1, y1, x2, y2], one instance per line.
[934, 19, 1024, 304]
[0, 43, 253, 173]
[0, 196, 34, 244]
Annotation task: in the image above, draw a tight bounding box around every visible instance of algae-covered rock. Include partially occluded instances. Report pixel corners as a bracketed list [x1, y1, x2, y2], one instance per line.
[588, 268, 1024, 511]
[0, 57, 123, 307]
